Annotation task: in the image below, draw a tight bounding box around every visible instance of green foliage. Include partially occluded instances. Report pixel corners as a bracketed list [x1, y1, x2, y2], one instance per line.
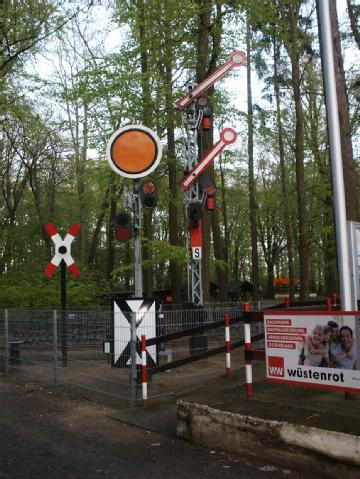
[1, 0, 359, 305]
[0, 0, 64, 76]
[0, 271, 101, 308]
[113, 239, 187, 275]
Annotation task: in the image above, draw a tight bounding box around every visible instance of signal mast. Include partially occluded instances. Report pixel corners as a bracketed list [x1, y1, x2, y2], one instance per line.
[176, 51, 246, 306]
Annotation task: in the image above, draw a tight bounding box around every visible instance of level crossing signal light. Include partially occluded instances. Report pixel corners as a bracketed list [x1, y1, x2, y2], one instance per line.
[198, 96, 212, 130]
[140, 180, 157, 208]
[115, 212, 132, 242]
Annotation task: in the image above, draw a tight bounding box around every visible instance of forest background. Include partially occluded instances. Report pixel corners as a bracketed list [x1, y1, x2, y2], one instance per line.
[1, 0, 360, 308]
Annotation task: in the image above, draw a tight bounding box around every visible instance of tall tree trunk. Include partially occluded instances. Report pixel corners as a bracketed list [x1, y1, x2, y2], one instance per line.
[137, 0, 154, 297]
[163, 8, 182, 303]
[247, 21, 260, 300]
[330, 0, 360, 221]
[105, 178, 117, 283]
[305, 57, 338, 296]
[219, 154, 229, 263]
[78, 102, 88, 263]
[292, 57, 308, 300]
[196, 1, 228, 302]
[210, 5, 228, 302]
[347, 0, 360, 51]
[87, 186, 110, 269]
[273, 38, 295, 301]
[167, 123, 182, 302]
[28, 166, 52, 250]
[284, 4, 309, 300]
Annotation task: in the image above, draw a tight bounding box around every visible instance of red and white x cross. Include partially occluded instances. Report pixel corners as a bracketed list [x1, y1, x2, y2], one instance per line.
[44, 223, 80, 277]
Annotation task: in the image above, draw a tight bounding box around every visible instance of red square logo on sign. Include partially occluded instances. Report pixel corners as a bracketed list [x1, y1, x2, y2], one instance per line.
[268, 356, 285, 377]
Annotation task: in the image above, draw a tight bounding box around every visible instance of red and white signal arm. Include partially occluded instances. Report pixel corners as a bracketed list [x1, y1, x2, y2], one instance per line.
[175, 51, 246, 110]
[44, 223, 80, 277]
[179, 128, 237, 191]
[106, 124, 162, 179]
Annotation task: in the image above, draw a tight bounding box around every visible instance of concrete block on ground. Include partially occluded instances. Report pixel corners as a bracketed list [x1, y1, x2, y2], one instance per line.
[177, 400, 360, 466]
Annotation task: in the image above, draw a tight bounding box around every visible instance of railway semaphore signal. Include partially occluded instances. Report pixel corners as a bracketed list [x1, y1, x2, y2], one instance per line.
[175, 51, 245, 305]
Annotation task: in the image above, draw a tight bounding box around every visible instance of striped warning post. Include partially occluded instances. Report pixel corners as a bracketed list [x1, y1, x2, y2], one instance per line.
[224, 314, 231, 376]
[141, 335, 148, 407]
[244, 303, 253, 397]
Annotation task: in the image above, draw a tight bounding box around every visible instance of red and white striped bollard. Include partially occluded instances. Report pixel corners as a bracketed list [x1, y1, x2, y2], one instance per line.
[224, 314, 231, 376]
[244, 303, 253, 397]
[141, 335, 148, 407]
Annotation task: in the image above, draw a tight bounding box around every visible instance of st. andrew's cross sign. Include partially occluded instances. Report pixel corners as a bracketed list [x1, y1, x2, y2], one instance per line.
[44, 223, 80, 276]
[110, 299, 158, 369]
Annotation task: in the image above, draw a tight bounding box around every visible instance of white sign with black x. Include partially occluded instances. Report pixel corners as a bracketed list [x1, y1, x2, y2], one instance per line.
[111, 299, 156, 368]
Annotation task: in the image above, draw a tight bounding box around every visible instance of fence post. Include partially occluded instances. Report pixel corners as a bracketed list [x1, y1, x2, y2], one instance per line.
[141, 335, 148, 406]
[224, 314, 231, 376]
[130, 311, 138, 407]
[4, 309, 9, 375]
[53, 310, 58, 386]
[243, 303, 253, 397]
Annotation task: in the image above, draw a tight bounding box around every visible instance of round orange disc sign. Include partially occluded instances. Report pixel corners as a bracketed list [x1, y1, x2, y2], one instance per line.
[106, 124, 162, 178]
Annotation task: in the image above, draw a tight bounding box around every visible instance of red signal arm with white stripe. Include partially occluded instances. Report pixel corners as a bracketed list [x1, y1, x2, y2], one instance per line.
[175, 51, 246, 110]
[179, 128, 237, 191]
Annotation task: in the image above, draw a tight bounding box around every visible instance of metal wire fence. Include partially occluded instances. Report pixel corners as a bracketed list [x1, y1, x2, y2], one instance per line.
[0, 302, 276, 406]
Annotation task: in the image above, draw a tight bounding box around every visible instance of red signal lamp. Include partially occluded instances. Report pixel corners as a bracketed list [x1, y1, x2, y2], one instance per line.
[140, 180, 157, 208]
[115, 212, 132, 242]
[198, 96, 212, 130]
[205, 185, 216, 211]
[202, 117, 211, 129]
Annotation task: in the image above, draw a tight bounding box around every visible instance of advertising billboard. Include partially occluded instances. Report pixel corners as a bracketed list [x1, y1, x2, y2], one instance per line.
[264, 312, 359, 392]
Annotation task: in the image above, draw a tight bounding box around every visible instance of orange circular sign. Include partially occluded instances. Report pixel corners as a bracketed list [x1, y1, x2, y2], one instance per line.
[106, 125, 162, 178]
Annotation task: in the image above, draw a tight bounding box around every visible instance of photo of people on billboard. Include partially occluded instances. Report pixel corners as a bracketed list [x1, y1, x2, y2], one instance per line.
[298, 322, 357, 370]
[264, 312, 359, 392]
